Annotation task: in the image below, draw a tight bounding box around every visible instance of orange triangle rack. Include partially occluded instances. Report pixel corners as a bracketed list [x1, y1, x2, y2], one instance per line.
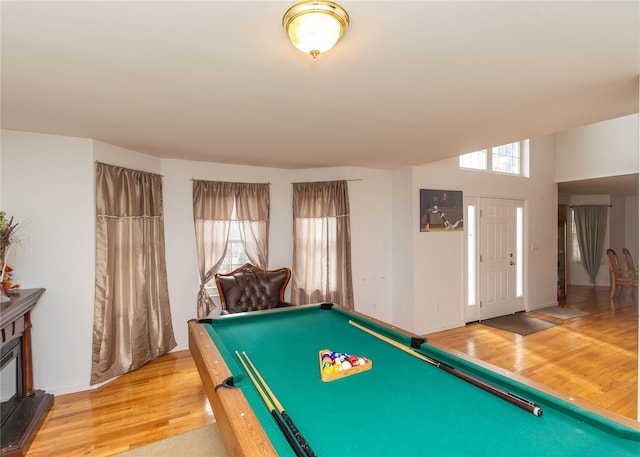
[318, 349, 372, 382]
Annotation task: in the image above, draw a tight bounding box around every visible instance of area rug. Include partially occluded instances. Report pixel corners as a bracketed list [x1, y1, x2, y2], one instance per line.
[534, 306, 589, 319]
[114, 423, 227, 457]
[480, 314, 559, 336]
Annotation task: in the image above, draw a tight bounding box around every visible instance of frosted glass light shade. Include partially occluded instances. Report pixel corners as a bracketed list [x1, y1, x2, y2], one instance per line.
[283, 1, 349, 58]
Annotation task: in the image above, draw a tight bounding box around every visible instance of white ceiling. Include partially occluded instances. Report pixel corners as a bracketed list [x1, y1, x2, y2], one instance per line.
[1, 1, 638, 170]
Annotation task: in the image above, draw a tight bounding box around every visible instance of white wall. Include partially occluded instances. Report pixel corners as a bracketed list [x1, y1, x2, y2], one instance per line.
[555, 113, 639, 182]
[396, 135, 559, 335]
[1, 113, 635, 395]
[391, 167, 416, 331]
[1, 131, 95, 395]
[0, 131, 393, 394]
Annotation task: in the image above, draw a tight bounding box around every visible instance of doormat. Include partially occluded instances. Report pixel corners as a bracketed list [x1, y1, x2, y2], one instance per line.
[534, 306, 589, 319]
[480, 314, 559, 336]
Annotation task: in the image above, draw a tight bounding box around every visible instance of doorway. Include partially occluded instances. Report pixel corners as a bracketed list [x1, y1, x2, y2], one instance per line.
[477, 198, 525, 320]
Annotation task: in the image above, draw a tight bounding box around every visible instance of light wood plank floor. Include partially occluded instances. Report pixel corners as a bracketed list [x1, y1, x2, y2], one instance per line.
[426, 285, 638, 419]
[26, 351, 215, 456]
[26, 285, 637, 456]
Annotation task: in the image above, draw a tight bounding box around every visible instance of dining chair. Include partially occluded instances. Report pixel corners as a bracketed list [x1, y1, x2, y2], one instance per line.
[622, 248, 639, 289]
[606, 249, 635, 300]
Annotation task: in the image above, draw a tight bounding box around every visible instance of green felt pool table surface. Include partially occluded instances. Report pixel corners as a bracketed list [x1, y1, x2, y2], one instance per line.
[190, 304, 640, 456]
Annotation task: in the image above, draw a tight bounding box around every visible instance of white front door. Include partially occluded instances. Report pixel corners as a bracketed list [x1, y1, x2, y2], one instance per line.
[479, 198, 520, 320]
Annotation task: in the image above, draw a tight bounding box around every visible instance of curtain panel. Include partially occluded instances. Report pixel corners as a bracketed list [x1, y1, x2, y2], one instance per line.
[573, 205, 609, 285]
[91, 163, 176, 385]
[292, 180, 354, 309]
[193, 180, 269, 318]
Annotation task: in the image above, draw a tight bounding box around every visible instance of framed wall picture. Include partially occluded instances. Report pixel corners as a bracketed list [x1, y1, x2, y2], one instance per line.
[420, 189, 463, 232]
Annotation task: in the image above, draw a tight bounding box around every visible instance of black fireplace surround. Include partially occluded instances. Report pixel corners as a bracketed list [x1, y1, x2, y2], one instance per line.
[1, 337, 23, 427]
[0, 288, 51, 457]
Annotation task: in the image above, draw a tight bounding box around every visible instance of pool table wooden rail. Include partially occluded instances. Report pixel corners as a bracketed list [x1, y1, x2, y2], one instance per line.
[188, 319, 278, 456]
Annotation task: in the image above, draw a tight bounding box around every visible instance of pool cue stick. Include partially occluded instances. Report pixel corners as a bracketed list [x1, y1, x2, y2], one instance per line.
[348, 320, 543, 417]
[234, 352, 306, 457]
[241, 351, 317, 457]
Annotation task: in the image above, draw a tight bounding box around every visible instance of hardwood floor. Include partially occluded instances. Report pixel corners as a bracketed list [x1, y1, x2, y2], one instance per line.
[26, 351, 215, 456]
[426, 285, 638, 420]
[25, 285, 637, 456]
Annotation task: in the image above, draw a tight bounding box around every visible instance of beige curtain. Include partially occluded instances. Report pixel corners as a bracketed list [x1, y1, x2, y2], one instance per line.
[193, 181, 269, 318]
[292, 180, 354, 308]
[91, 163, 176, 385]
[573, 205, 609, 285]
[235, 183, 270, 268]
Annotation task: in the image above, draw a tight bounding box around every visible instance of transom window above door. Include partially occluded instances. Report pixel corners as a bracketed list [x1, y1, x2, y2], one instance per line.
[459, 140, 529, 176]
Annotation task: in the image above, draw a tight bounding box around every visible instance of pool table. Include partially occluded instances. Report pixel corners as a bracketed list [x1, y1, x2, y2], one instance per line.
[188, 303, 640, 456]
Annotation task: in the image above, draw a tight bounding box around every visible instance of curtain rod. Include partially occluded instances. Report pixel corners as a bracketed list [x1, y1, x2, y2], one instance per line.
[568, 204, 612, 208]
[95, 161, 164, 177]
[189, 179, 363, 184]
[291, 179, 363, 184]
[190, 179, 271, 184]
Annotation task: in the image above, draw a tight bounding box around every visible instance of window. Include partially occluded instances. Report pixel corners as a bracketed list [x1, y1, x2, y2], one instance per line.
[516, 206, 524, 297]
[492, 142, 520, 174]
[219, 219, 249, 275]
[570, 209, 581, 264]
[459, 150, 487, 171]
[466, 205, 476, 305]
[203, 206, 253, 294]
[460, 140, 528, 176]
[206, 217, 250, 294]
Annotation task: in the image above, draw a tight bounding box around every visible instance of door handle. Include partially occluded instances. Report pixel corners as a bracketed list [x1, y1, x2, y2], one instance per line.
[510, 261, 516, 266]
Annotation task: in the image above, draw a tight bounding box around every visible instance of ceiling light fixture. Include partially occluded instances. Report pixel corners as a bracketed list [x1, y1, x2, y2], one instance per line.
[283, 1, 349, 59]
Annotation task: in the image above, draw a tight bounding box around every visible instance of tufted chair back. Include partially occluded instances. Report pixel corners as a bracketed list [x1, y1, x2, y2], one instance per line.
[215, 263, 292, 314]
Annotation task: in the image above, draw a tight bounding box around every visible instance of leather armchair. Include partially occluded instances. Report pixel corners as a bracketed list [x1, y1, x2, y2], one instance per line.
[215, 263, 293, 314]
